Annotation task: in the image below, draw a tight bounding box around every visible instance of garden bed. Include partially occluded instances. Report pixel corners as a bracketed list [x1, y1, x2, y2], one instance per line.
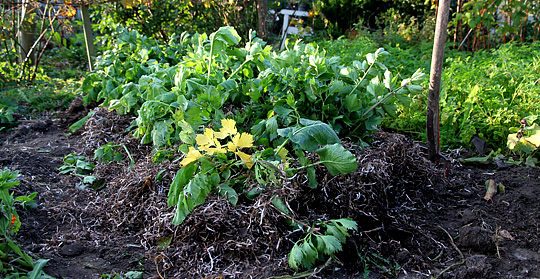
[1, 107, 539, 278]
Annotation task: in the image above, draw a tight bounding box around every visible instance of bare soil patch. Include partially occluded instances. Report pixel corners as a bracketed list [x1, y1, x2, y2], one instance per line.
[1, 107, 539, 278]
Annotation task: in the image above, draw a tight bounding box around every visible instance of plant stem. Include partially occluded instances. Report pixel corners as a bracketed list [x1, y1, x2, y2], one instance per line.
[350, 61, 375, 94]
[207, 34, 215, 86]
[288, 160, 327, 172]
[269, 203, 311, 229]
[361, 84, 406, 118]
[121, 144, 135, 167]
[273, 138, 290, 158]
[227, 58, 250, 81]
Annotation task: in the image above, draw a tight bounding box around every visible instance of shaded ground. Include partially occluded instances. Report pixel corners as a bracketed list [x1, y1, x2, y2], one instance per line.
[1, 107, 539, 278]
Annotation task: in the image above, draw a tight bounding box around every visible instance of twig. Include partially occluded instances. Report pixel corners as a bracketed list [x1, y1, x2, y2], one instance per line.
[154, 254, 165, 279]
[266, 257, 332, 279]
[435, 225, 465, 279]
[269, 203, 312, 231]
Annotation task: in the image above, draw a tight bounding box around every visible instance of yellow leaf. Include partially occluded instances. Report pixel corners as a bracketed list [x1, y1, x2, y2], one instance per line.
[226, 141, 237, 152]
[235, 151, 253, 169]
[196, 129, 217, 147]
[180, 147, 202, 167]
[215, 119, 237, 139]
[234, 132, 254, 148]
[199, 145, 227, 156]
[227, 132, 253, 152]
[277, 147, 288, 160]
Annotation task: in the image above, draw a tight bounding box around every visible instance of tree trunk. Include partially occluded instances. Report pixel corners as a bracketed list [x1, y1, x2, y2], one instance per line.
[427, 0, 451, 162]
[256, 0, 268, 38]
[17, 0, 35, 63]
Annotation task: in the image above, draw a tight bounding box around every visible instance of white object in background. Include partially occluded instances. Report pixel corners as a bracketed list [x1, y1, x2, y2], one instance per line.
[279, 9, 310, 50]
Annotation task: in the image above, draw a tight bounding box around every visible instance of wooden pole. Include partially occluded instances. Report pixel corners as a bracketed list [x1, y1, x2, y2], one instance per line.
[427, 0, 451, 162]
[256, 0, 268, 38]
[81, 4, 95, 72]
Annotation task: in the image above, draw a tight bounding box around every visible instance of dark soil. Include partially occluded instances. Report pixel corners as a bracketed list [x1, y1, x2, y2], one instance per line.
[1, 106, 539, 278]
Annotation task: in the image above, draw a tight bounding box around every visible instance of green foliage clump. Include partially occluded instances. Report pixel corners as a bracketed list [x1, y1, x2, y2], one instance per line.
[387, 41, 540, 150]
[83, 27, 424, 146]
[0, 78, 80, 118]
[59, 153, 96, 188]
[0, 168, 51, 278]
[289, 218, 357, 269]
[94, 0, 258, 41]
[322, 35, 540, 152]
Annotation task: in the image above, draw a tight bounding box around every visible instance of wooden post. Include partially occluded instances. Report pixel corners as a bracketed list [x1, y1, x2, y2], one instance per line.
[256, 0, 268, 38]
[427, 0, 451, 162]
[81, 4, 95, 71]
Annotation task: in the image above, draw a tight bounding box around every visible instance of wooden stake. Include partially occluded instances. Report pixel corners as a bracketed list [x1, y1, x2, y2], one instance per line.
[81, 4, 95, 72]
[427, 0, 451, 162]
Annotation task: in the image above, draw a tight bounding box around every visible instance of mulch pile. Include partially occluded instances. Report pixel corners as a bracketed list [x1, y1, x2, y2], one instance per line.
[49, 108, 446, 278]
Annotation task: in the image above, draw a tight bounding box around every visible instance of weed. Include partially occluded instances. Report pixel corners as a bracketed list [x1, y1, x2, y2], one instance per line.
[59, 153, 96, 188]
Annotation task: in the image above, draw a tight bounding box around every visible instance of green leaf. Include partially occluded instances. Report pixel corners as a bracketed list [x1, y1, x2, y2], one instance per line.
[69, 110, 95, 132]
[332, 218, 358, 231]
[316, 234, 342, 255]
[151, 120, 174, 148]
[383, 70, 393, 90]
[82, 175, 96, 185]
[124, 271, 144, 279]
[28, 259, 50, 279]
[366, 53, 376, 65]
[288, 243, 304, 270]
[210, 26, 241, 55]
[307, 167, 317, 189]
[406, 84, 423, 94]
[172, 173, 212, 225]
[167, 164, 197, 206]
[316, 144, 357, 175]
[277, 119, 341, 152]
[525, 156, 538, 167]
[178, 119, 196, 145]
[266, 116, 278, 140]
[271, 197, 291, 215]
[301, 240, 319, 268]
[218, 184, 238, 206]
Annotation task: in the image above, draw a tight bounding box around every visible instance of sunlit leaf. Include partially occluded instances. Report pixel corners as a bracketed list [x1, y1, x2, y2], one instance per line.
[234, 150, 253, 169]
[215, 118, 237, 139]
[180, 147, 203, 167]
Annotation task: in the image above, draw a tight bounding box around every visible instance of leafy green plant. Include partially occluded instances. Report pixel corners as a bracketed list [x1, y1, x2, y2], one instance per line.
[83, 27, 425, 150]
[59, 153, 96, 188]
[0, 106, 16, 132]
[0, 77, 79, 117]
[167, 118, 358, 270]
[94, 142, 135, 167]
[168, 118, 357, 222]
[289, 218, 357, 270]
[350, 39, 540, 151]
[0, 168, 51, 279]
